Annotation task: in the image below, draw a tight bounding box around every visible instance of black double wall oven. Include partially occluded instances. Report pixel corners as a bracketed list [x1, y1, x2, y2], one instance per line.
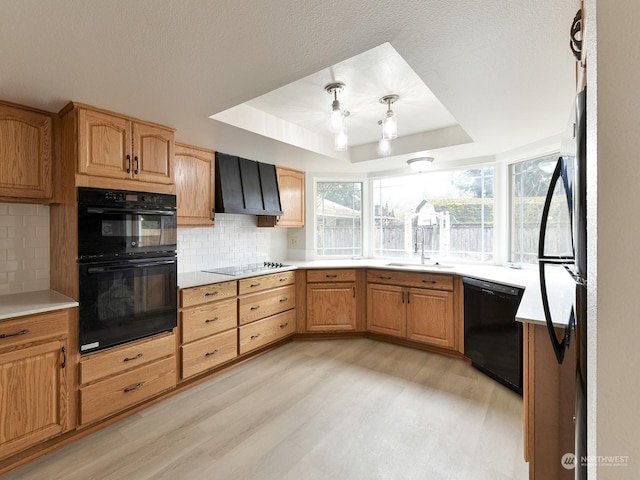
[77, 187, 178, 354]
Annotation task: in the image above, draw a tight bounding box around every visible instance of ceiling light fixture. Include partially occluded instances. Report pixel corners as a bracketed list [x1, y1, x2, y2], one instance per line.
[380, 94, 399, 140]
[377, 120, 391, 156]
[407, 157, 434, 172]
[325, 82, 347, 133]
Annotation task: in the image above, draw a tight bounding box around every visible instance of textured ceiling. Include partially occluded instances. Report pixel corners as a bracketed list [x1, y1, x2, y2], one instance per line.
[0, 0, 579, 173]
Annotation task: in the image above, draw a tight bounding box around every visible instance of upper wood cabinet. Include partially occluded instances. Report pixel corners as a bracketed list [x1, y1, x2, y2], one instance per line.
[59, 102, 175, 192]
[258, 166, 305, 227]
[174, 143, 215, 226]
[0, 101, 54, 202]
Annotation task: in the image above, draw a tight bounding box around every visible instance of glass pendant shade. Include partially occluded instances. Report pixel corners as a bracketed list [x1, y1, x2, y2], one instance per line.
[378, 137, 391, 156]
[335, 129, 348, 151]
[330, 102, 345, 132]
[382, 111, 397, 139]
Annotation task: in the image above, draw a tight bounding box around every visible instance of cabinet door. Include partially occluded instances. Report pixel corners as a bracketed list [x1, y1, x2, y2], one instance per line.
[133, 122, 174, 184]
[366, 283, 405, 337]
[0, 339, 68, 459]
[406, 288, 455, 349]
[78, 108, 132, 179]
[174, 143, 214, 225]
[306, 283, 356, 332]
[276, 167, 304, 227]
[257, 166, 304, 227]
[0, 103, 53, 200]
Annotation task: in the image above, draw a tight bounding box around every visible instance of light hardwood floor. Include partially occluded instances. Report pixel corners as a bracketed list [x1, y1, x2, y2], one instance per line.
[3, 339, 529, 480]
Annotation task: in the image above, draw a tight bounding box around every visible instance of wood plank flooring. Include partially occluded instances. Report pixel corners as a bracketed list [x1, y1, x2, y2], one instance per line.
[3, 339, 529, 480]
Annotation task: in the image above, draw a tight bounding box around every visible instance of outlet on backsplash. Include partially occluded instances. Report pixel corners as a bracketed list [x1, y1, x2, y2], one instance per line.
[290, 236, 298, 247]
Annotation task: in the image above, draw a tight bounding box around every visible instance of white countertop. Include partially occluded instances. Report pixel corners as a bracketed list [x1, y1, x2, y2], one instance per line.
[0, 290, 78, 321]
[179, 259, 575, 328]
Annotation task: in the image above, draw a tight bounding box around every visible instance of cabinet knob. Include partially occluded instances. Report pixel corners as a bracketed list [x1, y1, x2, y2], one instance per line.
[280, 322, 289, 328]
[279, 297, 288, 303]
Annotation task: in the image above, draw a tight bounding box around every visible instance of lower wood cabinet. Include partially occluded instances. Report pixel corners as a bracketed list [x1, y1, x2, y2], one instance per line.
[366, 269, 457, 350]
[0, 309, 72, 460]
[78, 332, 176, 425]
[181, 329, 238, 379]
[305, 269, 358, 332]
[239, 309, 296, 355]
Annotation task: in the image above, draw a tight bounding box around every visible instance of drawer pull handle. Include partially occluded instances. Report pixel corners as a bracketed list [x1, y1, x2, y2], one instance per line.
[124, 353, 143, 362]
[126, 154, 131, 174]
[250, 283, 261, 288]
[61, 346, 67, 368]
[250, 333, 261, 340]
[422, 280, 437, 284]
[280, 322, 289, 328]
[0, 328, 29, 339]
[205, 348, 219, 357]
[279, 297, 288, 303]
[378, 275, 392, 280]
[124, 382, 145, 393]
[205, 317, 219, 323]
[325, 274, 337, 278]
[205, 291, 219, 296]
[279, 277, 288, 282]
[250, 305, 261, 310]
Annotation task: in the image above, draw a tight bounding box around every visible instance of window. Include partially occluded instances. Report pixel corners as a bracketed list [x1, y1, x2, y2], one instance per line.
[316, 182, 362, 256]
[373, 167, 494, 262]
[510, 154, 559, 264]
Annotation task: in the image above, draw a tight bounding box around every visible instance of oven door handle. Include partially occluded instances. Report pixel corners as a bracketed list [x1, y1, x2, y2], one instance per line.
[86, 260, 176, 273]
[86, 207, 175, 216]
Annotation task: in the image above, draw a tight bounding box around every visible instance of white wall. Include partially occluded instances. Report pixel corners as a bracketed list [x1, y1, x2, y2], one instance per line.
[0, 203, 50, 295]
[592, 1, 640, 478]
[177, 213, 288, 273]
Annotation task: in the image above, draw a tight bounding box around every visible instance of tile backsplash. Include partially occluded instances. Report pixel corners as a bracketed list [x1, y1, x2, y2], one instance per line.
[0, 203, 50, 295]
[177, 213, 288, 273]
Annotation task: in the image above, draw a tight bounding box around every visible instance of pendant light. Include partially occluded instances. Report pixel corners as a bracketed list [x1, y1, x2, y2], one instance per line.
[380, 94, 399, 140]
[325, 82, 346, 133]
[377, 120, 391, 156]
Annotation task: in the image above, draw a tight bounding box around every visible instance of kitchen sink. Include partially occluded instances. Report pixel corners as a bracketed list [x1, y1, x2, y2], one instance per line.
[385, 262, 454, 269]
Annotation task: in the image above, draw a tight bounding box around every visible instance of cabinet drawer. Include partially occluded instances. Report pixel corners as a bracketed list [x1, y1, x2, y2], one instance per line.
[182, 298, 237, 343]
[238, 271, 295, 295]
[239, 310, 296, 355]
[307, 269, 356, 283]
[80, 355, 176, 425]
[180, 281, 237, 308]
[80, 333, 175, 385]
[0, 309, 69, 351]
[367, 269, 454, 291]
[238, 285, 295, 326]
[181, 328, 237, 379]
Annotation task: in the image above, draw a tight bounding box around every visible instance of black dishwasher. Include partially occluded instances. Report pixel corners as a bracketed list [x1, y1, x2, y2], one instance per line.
[463, 277, 524, 394]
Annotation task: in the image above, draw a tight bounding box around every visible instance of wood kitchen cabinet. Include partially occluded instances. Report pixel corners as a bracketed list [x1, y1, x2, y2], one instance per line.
[58, 102, 175, 193]
[524, 322, 576, 480]
[0, 101, 54, 202]
[0, 309, 72, 460]
[174, 143, 215, 226]
[258, 166, 305, 227]
[367, 269, 457, 350]
[78, 332, 176, 425]
[179, 280, 238, 380]
[306, 269, 358, 332]
[238, 271, 296, 354]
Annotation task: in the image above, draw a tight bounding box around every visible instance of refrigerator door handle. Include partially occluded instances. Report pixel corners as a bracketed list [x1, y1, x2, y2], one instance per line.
[538, 157, 574, 364]
[539, 261, 575, 364]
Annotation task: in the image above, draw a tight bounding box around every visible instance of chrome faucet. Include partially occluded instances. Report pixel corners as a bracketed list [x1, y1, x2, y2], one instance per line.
[414, 226, 430, 264]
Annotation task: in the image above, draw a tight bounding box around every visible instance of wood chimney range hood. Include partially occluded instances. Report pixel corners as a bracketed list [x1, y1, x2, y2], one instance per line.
[214, 152, 283, 217]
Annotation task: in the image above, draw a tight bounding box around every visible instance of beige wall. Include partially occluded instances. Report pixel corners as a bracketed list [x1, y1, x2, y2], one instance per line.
[593, 1, 640, 478]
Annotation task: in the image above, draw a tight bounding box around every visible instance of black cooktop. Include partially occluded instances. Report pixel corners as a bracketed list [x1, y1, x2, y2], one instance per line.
[202, 262, 289, 276]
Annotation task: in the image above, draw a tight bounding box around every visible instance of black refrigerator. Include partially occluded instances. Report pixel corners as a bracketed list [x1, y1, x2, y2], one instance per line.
[538, 87, 587, 480]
